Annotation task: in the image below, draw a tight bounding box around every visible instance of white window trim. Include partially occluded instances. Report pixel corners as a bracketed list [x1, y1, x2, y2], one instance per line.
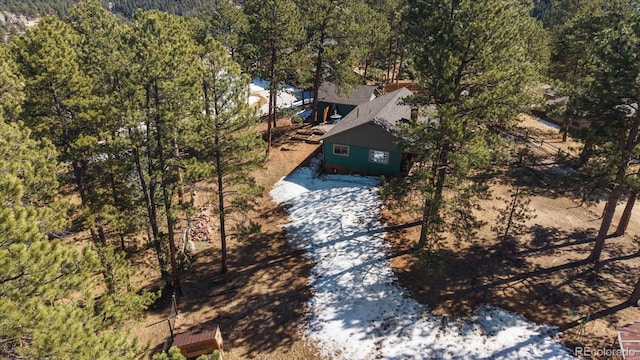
[368, 149, 390, 165]
[333, 144, 350, 157]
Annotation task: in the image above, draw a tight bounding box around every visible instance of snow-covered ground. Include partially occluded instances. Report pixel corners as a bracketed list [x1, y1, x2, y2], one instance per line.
[249, 78, 310, 116]
[270, 158, 575, 359]
[537, 117, 562, 130]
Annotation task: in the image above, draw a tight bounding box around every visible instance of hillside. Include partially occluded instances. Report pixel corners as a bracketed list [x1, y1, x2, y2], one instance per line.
[0, 0, 225, 18]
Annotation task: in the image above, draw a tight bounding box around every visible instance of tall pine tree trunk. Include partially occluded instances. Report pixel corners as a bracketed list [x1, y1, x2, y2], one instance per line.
[562, 118, 569, 142]
[311, 33, 325, 125]
[204, 77, 229, 274]
[271, 84, 277, 128]
[363, 59, 369, 81]
[615, 190, 637, 236]
[417, 146, 449, 249]
[588, 183, 622, 262]
[630, 277, 640, 306]
[132, 143, 168, 283]
[153, 83, 181, 295]
[215, 145, 227, 274]
[72, 161, 117, 294]
[391, 36, 400, 83]
[266, 47, 277, 152]
[417, 194, 430, 249]
[588, 115, 640, 262]
[385, 32, 394, 83]
[396, 43, 405, 84]
[174, 131, 185, 205]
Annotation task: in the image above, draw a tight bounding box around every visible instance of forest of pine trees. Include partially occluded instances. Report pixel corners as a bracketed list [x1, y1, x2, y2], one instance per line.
[0, 0, 230, 18]
[2, 0, 640, 357]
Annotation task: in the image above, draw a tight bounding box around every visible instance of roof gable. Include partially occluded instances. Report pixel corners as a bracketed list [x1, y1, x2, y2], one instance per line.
[317, 81, 378, 106]
[322, 87, 414, 139]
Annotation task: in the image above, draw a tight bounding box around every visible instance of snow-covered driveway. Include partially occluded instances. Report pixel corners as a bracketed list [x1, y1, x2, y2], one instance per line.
[270, 159, 574, 359]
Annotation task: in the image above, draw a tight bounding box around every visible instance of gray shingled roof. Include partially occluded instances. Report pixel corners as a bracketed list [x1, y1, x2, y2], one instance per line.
[317, 81, 378, 106]
[322, 87, 414, 139]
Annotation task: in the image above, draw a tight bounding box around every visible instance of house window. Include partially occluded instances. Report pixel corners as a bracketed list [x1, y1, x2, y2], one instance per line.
[369, 149, 389, 164]
[333, 144, 349, 156]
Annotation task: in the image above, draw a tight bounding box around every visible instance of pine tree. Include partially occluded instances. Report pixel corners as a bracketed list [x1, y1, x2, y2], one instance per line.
[190, 37, 266, 274]
[130, 10, 202, 293]
[152, 346, 186, 360]
[200, 0, 248, 62]
[365, 0, 409, 84]
[243, 0, 303, 152]
[11, 16, 96, 163]
[398, 0, 545, 249]
[0, 45, 24, 121]
[297, 0, 383, 123]
[0, 117, 145, 359]
[66, 1, 148, 253]
[11, 15, 106, 246]
[554, 1, 640, 263]
[12, 12, 148, 312]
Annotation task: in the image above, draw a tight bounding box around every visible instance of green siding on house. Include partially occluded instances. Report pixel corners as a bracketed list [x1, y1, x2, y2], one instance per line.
[323, 141, 402, 175]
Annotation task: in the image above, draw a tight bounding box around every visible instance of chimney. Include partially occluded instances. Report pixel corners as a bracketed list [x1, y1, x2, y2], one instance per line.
[410, 107, 419, 122]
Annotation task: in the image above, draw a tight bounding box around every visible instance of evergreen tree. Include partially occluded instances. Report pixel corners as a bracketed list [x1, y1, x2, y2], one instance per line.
[130, 10, 202, 293]
[396, 0, 545, 249]
[242, 0, 303, 152]
[191, 37, 265, 274]
[152, 346, 187, 360]
[12, 13, 147, 310]
[531, 0, 600, 28]
[0, 45, 24, 121]
[200, 0, 248, 62]
[556, 1, 640, 262]
[11, 15, 105, 243]
[11, 16, 96, 163]
[297, 0, 383, 123]
[66, 1, 148, 253]
[0, 117, 145, 359]
[365, 0, 409, 83]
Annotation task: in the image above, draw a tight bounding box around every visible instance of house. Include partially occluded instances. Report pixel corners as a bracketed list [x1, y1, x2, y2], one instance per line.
[316, 81, 378, 123]
[321, 87, 416, 176]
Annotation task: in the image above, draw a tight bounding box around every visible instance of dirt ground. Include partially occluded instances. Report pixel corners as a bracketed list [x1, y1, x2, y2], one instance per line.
[134, 113, 640, 359]
[384, 114, 640, 357]
[135, 119, 323, 360]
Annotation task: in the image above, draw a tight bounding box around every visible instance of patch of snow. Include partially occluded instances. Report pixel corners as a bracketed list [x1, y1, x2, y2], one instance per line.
[251, 78, 270, 92]
[538, 117, 562, 130]
[293, 98, 314, 108]
[249, 78, 307, 116]
[258, 91, 298, 115]
[548, 164, 575, 176]
[248, 95, 261, 106]
[270, 158, 575, 360]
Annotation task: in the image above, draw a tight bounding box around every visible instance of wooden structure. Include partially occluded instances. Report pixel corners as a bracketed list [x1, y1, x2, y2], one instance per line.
[321, 87, 416, 176]
[617, 321, 640, 359]
[316, 81, 378, 123]
[384, 80, 414, 93]
[172, 326, 224, 359]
